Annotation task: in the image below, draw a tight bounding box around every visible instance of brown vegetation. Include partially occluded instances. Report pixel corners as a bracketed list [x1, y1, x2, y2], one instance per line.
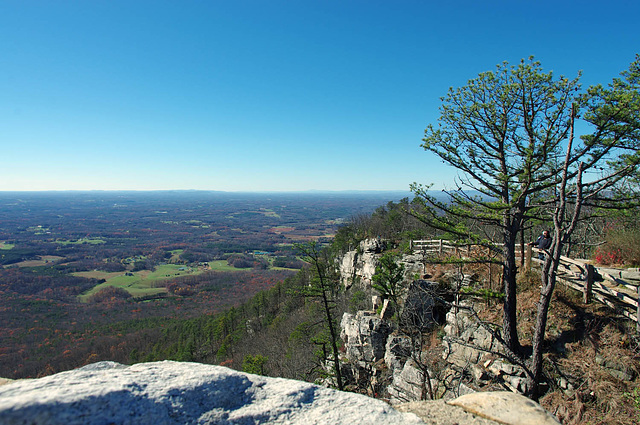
[472, 269, 640, 424]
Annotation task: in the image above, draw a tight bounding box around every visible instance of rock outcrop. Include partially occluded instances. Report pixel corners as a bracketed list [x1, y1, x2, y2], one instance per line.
[0, 361, 559, 425]
[442, 303, 531, 394]
[338, 308, 559, 423]
[0, 361, 424, 425]
[337, 241, 536, 401]
[339, 238, 384, 288]
[341, 311, 391, 364]
[338, 239, 424, 289]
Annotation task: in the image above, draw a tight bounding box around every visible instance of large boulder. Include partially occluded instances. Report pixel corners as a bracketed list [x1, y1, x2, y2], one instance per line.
[387, 358, 435, 404]
[0, 361, 424, 425]
[398, 391, 560, 425]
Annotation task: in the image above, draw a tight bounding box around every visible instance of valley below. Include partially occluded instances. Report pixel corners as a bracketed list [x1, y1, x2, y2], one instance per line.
[0, 190, 407, 378]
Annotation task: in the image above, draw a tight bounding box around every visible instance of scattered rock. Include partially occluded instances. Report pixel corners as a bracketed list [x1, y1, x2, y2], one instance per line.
[595, 354, 637, 381]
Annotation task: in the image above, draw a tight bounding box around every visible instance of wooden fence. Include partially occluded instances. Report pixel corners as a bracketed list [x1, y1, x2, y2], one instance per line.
[410, 239, 472, 256]
[411, 239, 640, 332]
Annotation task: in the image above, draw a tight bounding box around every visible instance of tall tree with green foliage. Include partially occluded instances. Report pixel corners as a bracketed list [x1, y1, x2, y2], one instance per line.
[412, 57, 581, 354]
[528, 55, 640, 399]
[295, 241, 344, 390]
[412, 55, 640, 398]
[372, 251, 406, 315]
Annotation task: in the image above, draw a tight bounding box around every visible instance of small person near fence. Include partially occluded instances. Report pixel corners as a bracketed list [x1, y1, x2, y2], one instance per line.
[530, 230, 552, 260]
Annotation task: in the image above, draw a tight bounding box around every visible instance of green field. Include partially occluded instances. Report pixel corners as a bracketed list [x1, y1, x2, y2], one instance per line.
[0, 242, 14, 250]
[13, 256, 66, 267]
[207, 260, 241, 271]
[167, 249, 184, 262]
[77, 261, 249, 301]
[57, 237, 106, 245]
[78, 264, 204, 301]
[258, 209, 280, 218]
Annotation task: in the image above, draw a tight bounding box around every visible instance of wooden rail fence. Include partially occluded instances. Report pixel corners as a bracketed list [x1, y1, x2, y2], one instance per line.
[411, 239, 640, 332]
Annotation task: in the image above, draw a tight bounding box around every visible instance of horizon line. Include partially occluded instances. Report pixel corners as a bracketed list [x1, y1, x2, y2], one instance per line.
[0, 189, 417, 194]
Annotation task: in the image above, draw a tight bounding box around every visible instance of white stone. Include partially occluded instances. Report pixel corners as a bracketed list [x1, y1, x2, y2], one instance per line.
[0, 361, 424, 425]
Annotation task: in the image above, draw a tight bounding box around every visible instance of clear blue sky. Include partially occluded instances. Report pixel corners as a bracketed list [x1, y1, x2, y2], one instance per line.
[2, 1, 639, 192]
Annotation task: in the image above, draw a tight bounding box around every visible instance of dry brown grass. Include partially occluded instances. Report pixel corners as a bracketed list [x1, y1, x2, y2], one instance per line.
[439, 261, 640, 424]
[521, 284, 640, 424]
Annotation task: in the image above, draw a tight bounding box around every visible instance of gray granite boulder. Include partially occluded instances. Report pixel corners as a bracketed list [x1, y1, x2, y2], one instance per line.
[0, 361, 424, 425]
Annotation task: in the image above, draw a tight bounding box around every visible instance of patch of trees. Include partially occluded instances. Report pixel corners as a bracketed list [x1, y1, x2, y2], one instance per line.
[226, 254, 268, 270]
[87, 286, 132, 303]
[272, 256, 305, 269]
[0, 248, 40, 265]
[178, 249, 216, 264]
[0, 267, 97, 299]
[131, 260, 153, 272]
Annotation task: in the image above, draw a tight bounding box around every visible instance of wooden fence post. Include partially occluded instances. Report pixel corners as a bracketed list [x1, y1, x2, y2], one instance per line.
[525, 244, 532, 272]
[439, 239, 443, 254]
[487, 246, 492, 291]
[637, 285, 640, 335]
[584, 264, 594, 304]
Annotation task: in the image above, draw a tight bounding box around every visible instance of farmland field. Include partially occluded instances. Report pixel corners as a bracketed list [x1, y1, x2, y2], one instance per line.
[56, 237, 106, 245]
[12, 255, 65, 267]
[77, 264, 212, 300]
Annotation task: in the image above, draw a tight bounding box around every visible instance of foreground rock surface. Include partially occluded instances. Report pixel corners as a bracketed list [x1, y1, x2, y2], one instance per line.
[0, 361, 423, 425]
[0, 361, 560, 425]
[397, 391, 560, 425]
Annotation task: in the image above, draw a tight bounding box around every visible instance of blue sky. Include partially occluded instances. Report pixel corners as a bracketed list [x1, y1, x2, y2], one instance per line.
[1, 0, 639, 192]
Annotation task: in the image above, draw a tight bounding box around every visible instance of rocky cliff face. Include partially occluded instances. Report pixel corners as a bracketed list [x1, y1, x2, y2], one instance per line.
[338, 306, 560, 424]
[338, 239, 533, 402]
[338, 238, 384, 288]
[340, 302, 538, 404]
